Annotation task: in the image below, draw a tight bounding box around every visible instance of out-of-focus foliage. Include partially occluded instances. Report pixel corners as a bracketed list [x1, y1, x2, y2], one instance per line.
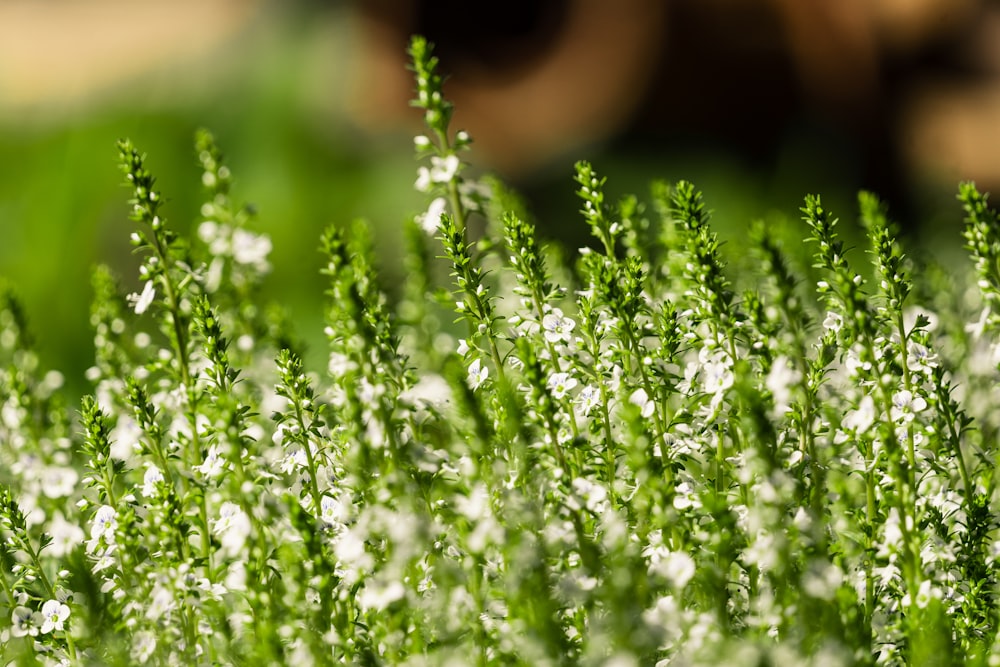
[0, 5, 425, 396]
[1, 3, 961, 399]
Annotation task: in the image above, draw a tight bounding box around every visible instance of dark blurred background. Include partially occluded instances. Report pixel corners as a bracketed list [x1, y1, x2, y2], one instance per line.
[2, 0, 999, 397]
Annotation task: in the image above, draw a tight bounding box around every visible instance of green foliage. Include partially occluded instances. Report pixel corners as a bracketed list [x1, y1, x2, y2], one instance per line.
[2, 35, 1000, 666]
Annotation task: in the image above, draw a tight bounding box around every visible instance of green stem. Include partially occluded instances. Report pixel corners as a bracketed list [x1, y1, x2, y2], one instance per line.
[893, 313, 918, 492]
[297, 402, 325, 517]
[531, 285, 580, 440]
[146, 225, 212, 565]
[864, 466, 877, 627]
[622, 324, 668, 444]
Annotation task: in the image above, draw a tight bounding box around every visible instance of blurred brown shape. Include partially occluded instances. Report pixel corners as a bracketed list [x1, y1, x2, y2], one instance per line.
[350, 0, 668, 175]
[350, 0, 1000, 200]
[2, 0, 998, 202]
[898, 3, 1000, 190]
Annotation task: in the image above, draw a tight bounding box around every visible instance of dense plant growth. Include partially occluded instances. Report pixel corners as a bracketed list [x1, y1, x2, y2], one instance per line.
[3, 36, 1000, 665]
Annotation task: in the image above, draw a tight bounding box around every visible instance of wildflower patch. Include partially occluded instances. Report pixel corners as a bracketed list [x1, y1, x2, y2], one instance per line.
[2, 35, 1000, 666]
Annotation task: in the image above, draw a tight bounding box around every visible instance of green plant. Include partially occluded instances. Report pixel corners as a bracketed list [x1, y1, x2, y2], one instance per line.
[1, 35, 1000, 666]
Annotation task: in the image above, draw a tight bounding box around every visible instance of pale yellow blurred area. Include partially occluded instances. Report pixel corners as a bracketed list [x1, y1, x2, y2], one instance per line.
[0, 0, 264, 114]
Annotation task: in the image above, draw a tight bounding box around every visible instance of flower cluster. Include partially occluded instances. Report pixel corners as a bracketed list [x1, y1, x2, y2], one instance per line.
[2, 35, 1000, 667]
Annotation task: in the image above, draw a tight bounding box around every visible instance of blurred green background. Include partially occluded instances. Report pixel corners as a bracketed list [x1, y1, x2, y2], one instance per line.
[1, 0, 993, 399]
[0, 2, 426, 396]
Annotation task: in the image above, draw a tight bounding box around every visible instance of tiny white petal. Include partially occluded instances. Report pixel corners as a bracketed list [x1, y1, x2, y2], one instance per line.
[418, 197, 447, 234]
[129, 280, 156, 315]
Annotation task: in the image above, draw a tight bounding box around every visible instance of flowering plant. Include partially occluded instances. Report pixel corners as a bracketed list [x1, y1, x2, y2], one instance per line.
[3, 35, 1000, 666]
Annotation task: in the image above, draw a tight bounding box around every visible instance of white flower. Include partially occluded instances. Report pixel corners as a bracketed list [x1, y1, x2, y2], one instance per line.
[414, 166, 432, 192]
[966, 306, 990, 340]
[458, 179, 491, 210]
[651, 550, 696, 591]
[546, 372, 577, 400]
[467, 359, 488, 390]
[47, 512, 85, 558]
[429, 154, 460, 183]
[576, 384, 601, 417]
[132, 631, 157, 664]
[358, 580, 406, 611]
[213, 502, 251, 557]
[128, 280, 156, 315]
[231, 229, 272, 271]
[629, 387, 655, 419]
[701, 354, 734, 396]
[199, 221, 230, 255]
[418, 197, 447, 234]
[607, 364, 624, 393]
[206, 255, 224, 292]
[542, 309, 576, 343]
[145, 583, 175, 621]
[643, 596, 682, 641]
[11, 605, 41, 637]
[913, 579, 940, 609]
[571, 477, 609, 513]
[673, 481, 701, 511]
[415, 154, 465, 191]
[879, 508, 903, 556]
[845, 346, 872, 377]
[196, 577, 227, 600]
[512, 316, 541, 338]
[91, 546, 117, 572]
[109, 414, 142, 461]
[890, 389, 927, 423]
[194, 444, 226, 478]
[39, 599, 70, 634]
[225, 561, 247, 592]
[198, 220, 219, 242]
[822, 311, 843, 333]
[455, 484, 492, 521]
[765, 356, 800, 414]
[802, 562, 844, 601]
[842, 395, 877, 433]
[906, 341, 936, 374]
[320, 495, 347, 525]
[334, 526, 373, 578]
[40, 466, 79, 499]
[328, 351, 357, 378]
[141, 464, 165, 498]
[90, 505, 117, 542]
[279, 448, 308, 474]
[358, 377, 383, 405]
[401, 373, 452, 408]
